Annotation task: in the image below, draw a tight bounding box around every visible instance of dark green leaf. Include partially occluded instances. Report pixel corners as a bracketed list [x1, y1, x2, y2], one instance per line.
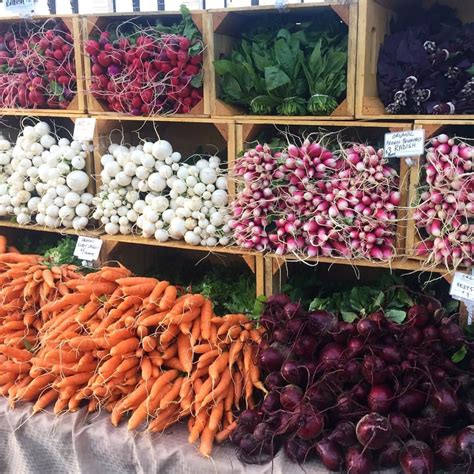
[372, 291, 385, 310]
[385, 309, 407, 324]
[264, 66, 290, 91]
[275, 38, 296, 78]
[221, 75, 244, 102]
[50, 80, 64, 97]
[446, 299, 460, 314]
[341, 311, 358, 323]
[452, 345, 467, 363]
[23, 339, 34, 352]
[349, 287, 364, 312]
[190, 71, 203, 88]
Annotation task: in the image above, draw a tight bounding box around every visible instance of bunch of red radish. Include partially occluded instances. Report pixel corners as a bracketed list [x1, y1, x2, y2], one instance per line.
[230, 139, 400, 260]
[86, 26, 203, 115]
[0, 20, 76, 109]
[233, 294, 474, 473]
[414, 133, 473, 269]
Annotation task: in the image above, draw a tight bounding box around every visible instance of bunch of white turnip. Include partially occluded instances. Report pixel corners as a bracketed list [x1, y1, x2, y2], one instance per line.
[0, 121, 92, 230]
[92, 139, 232, 246]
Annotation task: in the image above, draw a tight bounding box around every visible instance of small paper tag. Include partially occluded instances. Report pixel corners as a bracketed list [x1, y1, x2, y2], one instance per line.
[73, 118, 96, 142]
[450, 272, 474, 302]
[74, 236, 103, 262]
[5, 0, 34, 15]
[384, 129, 425, 158]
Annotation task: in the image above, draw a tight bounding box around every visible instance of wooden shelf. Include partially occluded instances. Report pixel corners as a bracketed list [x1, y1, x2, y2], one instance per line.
[89, 114, 233, 124]
[0, 221, 102, 238]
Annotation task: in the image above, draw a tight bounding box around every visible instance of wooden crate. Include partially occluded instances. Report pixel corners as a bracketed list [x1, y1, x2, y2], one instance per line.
[0, 15, 86, 115]
[236, 119, 412, 259]
[356, 0, 474, 120]
[82, 11, 211, 117]
[208, 1, 357, 120]
[100, 236, 265, 297]
[406, 120, 474, 264]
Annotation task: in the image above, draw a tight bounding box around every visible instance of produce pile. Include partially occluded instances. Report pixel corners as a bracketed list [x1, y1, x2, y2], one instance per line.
[0, 234, 265, 457]
[0, 121, 92, 230]
[232, 291, 474, 473]
[93, 138, 231, 246]
[0, 19, 77, 109]
[231, 138, 400, 259]
[378, 5, 474, 115]
[86, 7, 203, 115]
[215, 13, 347, 116]
[414, 133, 473, 269]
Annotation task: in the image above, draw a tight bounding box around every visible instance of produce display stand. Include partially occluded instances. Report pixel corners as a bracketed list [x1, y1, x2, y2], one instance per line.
[82, 11, 211, 117]
[0, 15, 86, 115]
[356, 0, 474, 120]
[208, 1, 357, 120]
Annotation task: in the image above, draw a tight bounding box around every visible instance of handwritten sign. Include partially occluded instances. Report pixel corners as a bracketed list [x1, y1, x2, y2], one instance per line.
[450, 272, 474, 303]
[5, 0, 34, 15]
[73, 118, 96, 142]
[384, 129, 425, 158]
[74, 236, 103, 262]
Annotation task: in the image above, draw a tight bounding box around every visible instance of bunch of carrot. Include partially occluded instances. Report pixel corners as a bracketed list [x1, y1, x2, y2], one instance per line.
[0, 236, 265, 457]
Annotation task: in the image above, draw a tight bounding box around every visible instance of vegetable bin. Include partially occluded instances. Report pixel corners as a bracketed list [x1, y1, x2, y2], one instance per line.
[0, 15, 85, 115]
[406, 121, 474, 272]
[356, 0, 474, 119]
[235, 119, 413, 267]
[209, 2, 357, 120]
[82, 10, 211, 117]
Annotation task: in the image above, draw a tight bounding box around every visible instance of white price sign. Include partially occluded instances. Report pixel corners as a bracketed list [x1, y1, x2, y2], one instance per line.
[450, 272, 474, 302]
[73, 118, 96, 142]
[384, 129, 425, 158]
[5, 0, 34, 14]
[74, 236, 103, 262]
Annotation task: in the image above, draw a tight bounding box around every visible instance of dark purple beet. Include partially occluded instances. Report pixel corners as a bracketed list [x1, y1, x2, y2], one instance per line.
[296, 410, 324, 440]
[258, 348, 284, 372]
[396, 390, 426, 416]
[431, 386, 459, 417]
[368, 310, 386, 329]
[281, 359, 302, 385]
[238, 409, 261, 431]
[389, 412, 410, 439]
[287, 318, 304, 337]
[436, 435, 462, 467]
[399, 440, 434, 474]
[356, 413, 392, 450]
[457, 426, 474, 459]
[343, 359, 361, 382]
[261, 391, 281, 414]
[423, 325, 439, 341]
[403, 327, 423, 347]
[357, 318, 377, 338]
[273, 327, 289, 343]
[381, 345, 402, 363]
[347, 337, 364, 354]
[307, 384, 333, 410]
[439, 318, 464, 348]
[351, 381, 370, 402]
[284, 302, 302, 320]
[408, 304, 430, 327]
[307, 310, 338, 334]
[362, 354, 387, 384]
[368, 385, 394, 414]
[265, 371, 285, 390]
[332, 321, 356, 344]
[319, 342, 345, 368]
[379, 440, 402, 467]
[336, 393, 355, 415]
[315, 439, 343, 471]
[293, 334, 318, 359]
[266, 294, 290, 306]
[280, 385, 303, 411]
[346, 446, 373, 474]
[284, 437, 312, 463]
[328, 421, 356, 447]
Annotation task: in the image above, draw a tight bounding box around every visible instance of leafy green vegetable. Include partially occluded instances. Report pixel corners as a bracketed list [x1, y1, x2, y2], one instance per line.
[214, 13, 347, 116]
[193, 267, 256, 315]
[451, 345, 467, 363]
[43, 238, 81, 268]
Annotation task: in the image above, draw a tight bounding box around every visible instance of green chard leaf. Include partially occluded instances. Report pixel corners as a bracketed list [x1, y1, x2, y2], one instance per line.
[385, 309, 407, 324]
[341, 311, 358, 323]
[264, 66, 291, 91]
[452, 345, 467, 363]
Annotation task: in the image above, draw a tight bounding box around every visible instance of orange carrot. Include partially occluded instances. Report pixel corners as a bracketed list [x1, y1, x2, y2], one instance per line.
[159, 376, 183, 410]
[188, 410, 209, 443]
[197, 350, 219, 369]
[0, 345, 32, 362]
[200, 370, 232, 408]
[122, 283, 156, 297]
[148, 280, 169, 305]
[177, 333, 192, 374]
[141, 357, 152, 381]
[208, 400, 224, 432]
[56, 372, 92, 388]
[32, 389, 58, 414]
[163, 357, 184, 372]
[110, 337, 140, 356]
[199, 425, 216, 458]
[159, 324, 180, 346]
[208, 352, 229, 383]
[116, 277, 158, 286]
[228, 340, 243, 370]
[215, 421, 237, 443]
[193, 343, 213, 354]
[0, 235, 7, 253]
[158, 285, 177, 310]
[142, 335, 157, 352]
[42, 269, 55, 289]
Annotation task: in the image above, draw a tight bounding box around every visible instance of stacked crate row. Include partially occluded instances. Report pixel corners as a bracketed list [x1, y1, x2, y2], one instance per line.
[0, 0, 471, 296]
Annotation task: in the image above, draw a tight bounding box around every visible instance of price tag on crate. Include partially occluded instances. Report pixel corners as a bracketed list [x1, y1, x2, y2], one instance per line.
[73, 118, 96, 142]
[5, 0, 34, 15]
[450, 271, 474, 325]
[384, 129, 425, 158]
[74, 236, 103, 263]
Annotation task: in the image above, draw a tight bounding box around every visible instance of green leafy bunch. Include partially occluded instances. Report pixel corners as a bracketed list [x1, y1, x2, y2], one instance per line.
[214, 13, 347, 116]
